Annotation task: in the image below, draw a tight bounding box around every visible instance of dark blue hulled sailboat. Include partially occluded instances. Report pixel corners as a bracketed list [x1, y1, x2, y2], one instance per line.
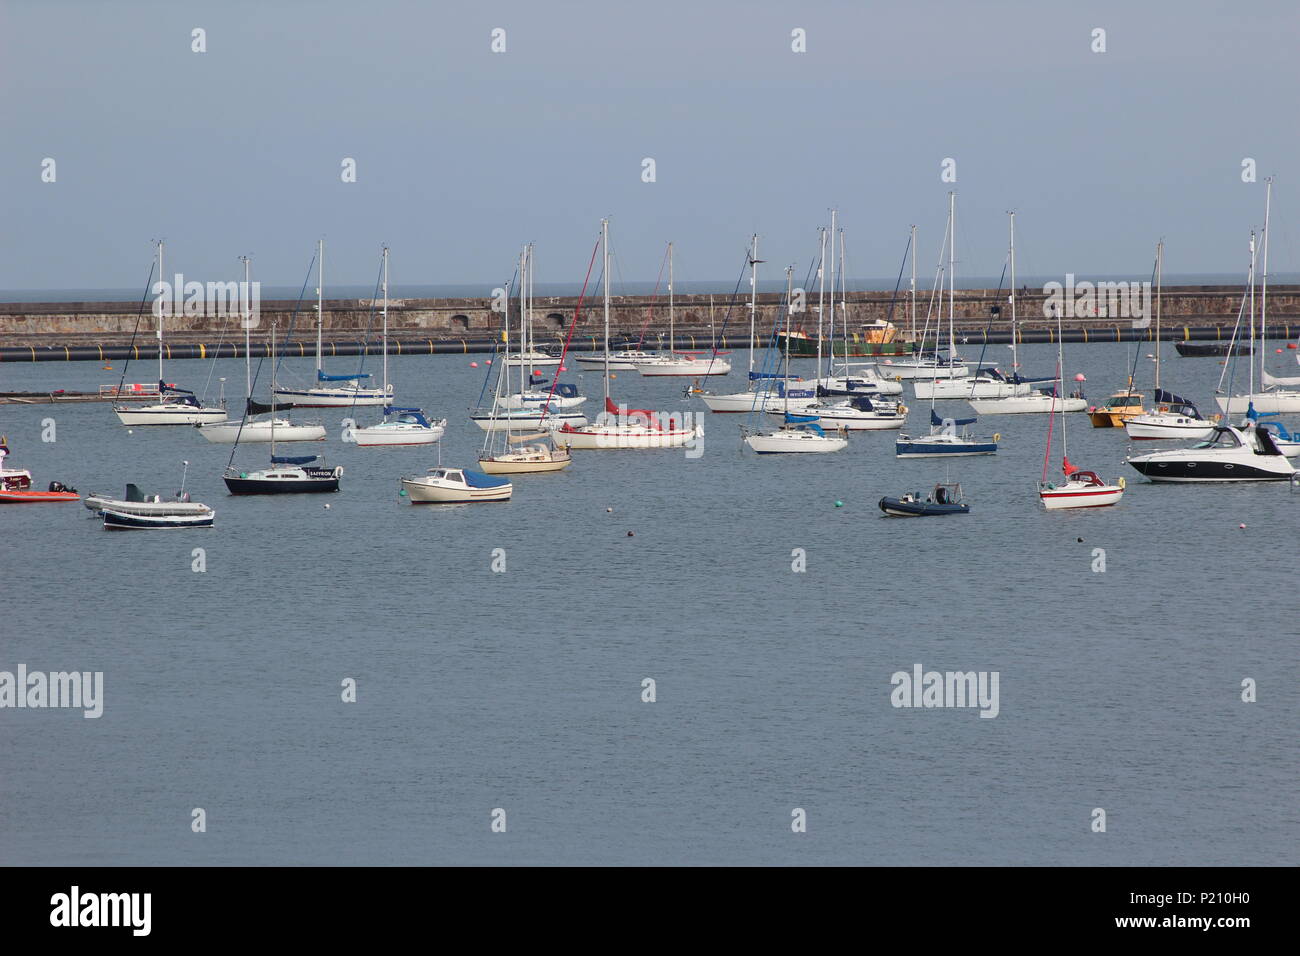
[896, 410, 999, 458]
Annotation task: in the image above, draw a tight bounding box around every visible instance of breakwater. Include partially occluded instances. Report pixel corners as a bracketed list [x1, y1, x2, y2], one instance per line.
[1, 285, 1295, 362]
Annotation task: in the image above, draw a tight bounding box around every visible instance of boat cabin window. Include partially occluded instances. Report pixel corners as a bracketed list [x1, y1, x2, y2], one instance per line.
[428, 469, 446, 479]
[1194, 430, 1241, 450]
[446, 470, 463, 481]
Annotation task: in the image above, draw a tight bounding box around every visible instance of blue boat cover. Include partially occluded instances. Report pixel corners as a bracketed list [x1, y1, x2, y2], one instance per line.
[931, 409, 976, 426]
[463, 469, 511, 489]
[384, 407, 431, 427]
[1247, 403, 1293, 439]
[1155, 388, 1193, 407]
[271, 455, 318, 465]
[317, 370, 372, 382]
[850, 396, 877, 411]
[554, 383, 579, 398]
[161, 382, 195, 395]
[748, 371, 785, 380]
[785, 412, 818, 424]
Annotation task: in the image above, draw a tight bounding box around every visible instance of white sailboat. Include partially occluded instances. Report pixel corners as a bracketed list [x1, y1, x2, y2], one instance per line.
[1215, 180, 1300, 415]
[1037, 313, 1125, 509]
[633, 244, 731, 376]
[744, 263, 847, 454]
[552, 220, 702, 450]
[351, 247, 447, 446]
[113, 241, 227, 426]
[1124, 240, 1217, 441]
[199, 256, 327, 443]
[273, 240, 393, 407]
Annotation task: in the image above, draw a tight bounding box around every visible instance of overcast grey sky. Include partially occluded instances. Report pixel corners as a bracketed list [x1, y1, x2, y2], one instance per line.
[3, 0, 1298, 291]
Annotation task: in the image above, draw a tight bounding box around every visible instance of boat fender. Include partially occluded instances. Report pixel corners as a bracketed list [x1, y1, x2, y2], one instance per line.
[992, 433, 1001, 443]
[1117, 476, 1126, 489]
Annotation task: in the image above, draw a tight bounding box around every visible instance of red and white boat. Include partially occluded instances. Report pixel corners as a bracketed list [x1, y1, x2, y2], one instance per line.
[552, 397, 701, 449]
[0, 438, 79, 503]
[1038, 461, 1125, 509]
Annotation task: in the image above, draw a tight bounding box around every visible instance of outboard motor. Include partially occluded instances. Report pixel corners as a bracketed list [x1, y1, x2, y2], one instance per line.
[48, 481, 64, 493]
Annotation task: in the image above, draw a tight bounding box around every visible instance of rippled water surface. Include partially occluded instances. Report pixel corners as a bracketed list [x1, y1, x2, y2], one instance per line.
[1, 342, 1295, 865]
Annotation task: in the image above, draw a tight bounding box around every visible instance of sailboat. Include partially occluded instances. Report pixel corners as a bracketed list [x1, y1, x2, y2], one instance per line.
[113, 241, 227, 426]
[1036, 313, 1125, 509]
[273, 240, 393, 407]
[918, 214, 1053, 401]
[470, 245, 589, 433]
[632, 244, 731, 376]
[743, 265, 847, 454]
[477, 246, 573, 474]
[198, 256, 327, 443]
[551, 220, 702, 450]
[351, 247, 447, 446]
[697, 236, 810, 413]
[1124, 241, 1217, 441]
[895, 196, 997, 456]
[1215, 181, 1300, 415]
[223, 325, 343, 494]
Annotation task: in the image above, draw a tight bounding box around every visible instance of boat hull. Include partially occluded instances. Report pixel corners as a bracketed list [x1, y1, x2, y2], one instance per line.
[471, 412, 588, 432]
[1215, 392, 1300, 415]
[878, 497, 970, 516]
[1123, 415, 1216, 441]
[776, 332, 911, 357]
[114, 403, 227, 425]
[895, 438, 997, 457]
[968, 396, 1088, 415]
[197, 420, 327, 443]
[224, 468, 341, 494]
[553, 423, 702, 449]
[352, 421, 446, 446]
[1126, 458, 1294, 482]
[102, 508, 214, 529]
[401, 479, 512, 502]
[476, 455, 572, 474]
[744, 433, 847, 454]
[634, 359, 732, 377]
[272, 387, 393, 408]
[0, 490, 80, 503]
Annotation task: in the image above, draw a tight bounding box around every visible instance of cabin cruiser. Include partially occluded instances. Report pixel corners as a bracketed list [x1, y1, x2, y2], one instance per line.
[1127, 423, 1296, 482]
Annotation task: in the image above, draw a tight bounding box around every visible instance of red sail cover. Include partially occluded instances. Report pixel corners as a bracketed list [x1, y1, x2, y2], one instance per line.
[605, 397, 663, 428]
[1062, 456, 1079, 476]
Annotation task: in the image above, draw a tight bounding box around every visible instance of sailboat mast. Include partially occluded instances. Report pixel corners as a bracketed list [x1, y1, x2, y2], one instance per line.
[950, 194, 957, 360]
[157, 240, 165, 387]
[1155, 239, 1163, 392]
[828, 210, 837, 377]
[381, 246, 389, 396]
[1057, 308, 1067, 463]
[602, 219, 610, 401]
[240, 255, 252, 400]
[519, 246, 528, 396]
[748, 234, 758, 375]
[668, 241, 674, 353]
[910, 224, 917, 342]
[316, 239, 324, 376]
[1260, 177, 1272, 392]
[1248, 231, 1256, 397]
[816, 229, 826, 380]
[839, 227, 848, 374]
[1008, 212, 1018, 374]
[784, 265, 793, 414]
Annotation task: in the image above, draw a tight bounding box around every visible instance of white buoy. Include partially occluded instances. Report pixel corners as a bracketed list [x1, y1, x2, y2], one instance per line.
[325, 503, 331, 510]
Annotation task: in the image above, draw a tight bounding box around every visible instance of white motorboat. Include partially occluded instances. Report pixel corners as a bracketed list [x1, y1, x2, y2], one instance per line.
[1128, 423, 1296, 481]
[401, 467, 512, 503]
[1123, 390, 1215, 441]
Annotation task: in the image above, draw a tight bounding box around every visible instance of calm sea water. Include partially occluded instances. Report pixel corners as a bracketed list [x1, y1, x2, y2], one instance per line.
[1, 342, 1296, 865]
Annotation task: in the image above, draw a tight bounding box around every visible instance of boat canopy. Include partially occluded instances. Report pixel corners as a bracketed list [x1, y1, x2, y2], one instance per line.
[1154, 388, 1192, 407]
[849, 396, 882, 412]
[317, 370, 372, 382]
[463, 469, 511, 489]
[1247, 404, 1294, 440]
[930, 409, 976, 427]
[748, 371, 787, 381]
[553, 383, 579, 398]
[271, 454, 318, 465]
[160, 383, 200, 406]
[385, 406, 431, 426]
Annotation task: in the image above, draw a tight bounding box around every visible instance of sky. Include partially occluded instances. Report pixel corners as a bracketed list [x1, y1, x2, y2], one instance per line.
[2, 0, 1299, 294]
